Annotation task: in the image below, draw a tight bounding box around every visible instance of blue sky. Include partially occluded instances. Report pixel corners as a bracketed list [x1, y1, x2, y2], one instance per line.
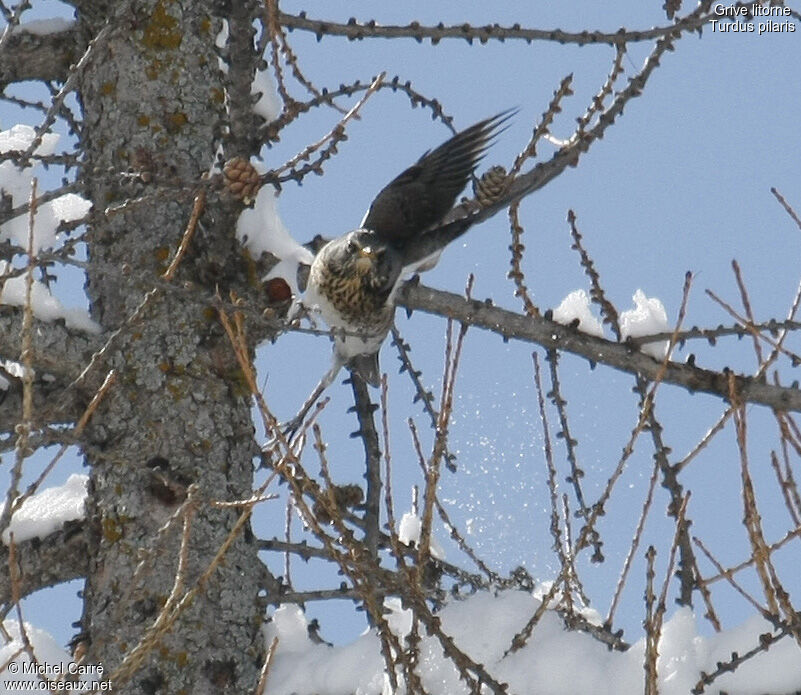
[259, 1, 801, 643]
[255, 3, 801, 636]
[3, 0, 801, 651]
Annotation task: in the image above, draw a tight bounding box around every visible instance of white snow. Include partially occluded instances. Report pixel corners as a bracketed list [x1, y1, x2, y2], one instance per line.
[1, 474, 88, 545]
[397, 511, 445, 560]
[236, 171, 313, 301]
[14, 18, 75, 35]
[702, 613, 801, 693]
[215, 20, 229, 71]
[0, 359, 26, 391]
[0, 125, 97, 330]
[0, 620, 112, 693]
[0, 261, 100, 333]
[0, 124, 59, 157]
[1, 588, 799, 694]
[1, 361, 25, 379]
[0, 621, 73, 691]
[252, 64, 281, 121]
[259, 589, 801, 695]
[552, 289, 604, 337]
[620, 289, 670, 359]
[215, 20, 281, 121]
[50, 193, 92, 226]
[0, 125, 91, 252]
[263, 605, 385, 694]
[553, 289, 670, 358]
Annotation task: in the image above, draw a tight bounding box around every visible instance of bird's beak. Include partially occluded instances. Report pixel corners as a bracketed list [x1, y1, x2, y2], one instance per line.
[354, 246, 374, 273]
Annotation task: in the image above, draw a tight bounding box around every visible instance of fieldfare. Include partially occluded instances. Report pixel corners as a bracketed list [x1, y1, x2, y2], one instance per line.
[287, 111, 513, 435]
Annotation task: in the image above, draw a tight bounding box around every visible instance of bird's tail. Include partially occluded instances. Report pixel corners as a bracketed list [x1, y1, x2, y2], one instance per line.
[347, 352, 381, 387]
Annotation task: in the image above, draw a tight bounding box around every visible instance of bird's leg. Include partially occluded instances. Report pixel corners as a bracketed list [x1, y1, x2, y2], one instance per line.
[286, 298, 314, 329]
[280, 354, 345, 441]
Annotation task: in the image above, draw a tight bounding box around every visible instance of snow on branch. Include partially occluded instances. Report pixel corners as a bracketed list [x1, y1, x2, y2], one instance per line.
[398, 282, 801, 413]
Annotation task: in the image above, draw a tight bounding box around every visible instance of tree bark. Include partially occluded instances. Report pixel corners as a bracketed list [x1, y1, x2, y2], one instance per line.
[75, 3, 267, 692]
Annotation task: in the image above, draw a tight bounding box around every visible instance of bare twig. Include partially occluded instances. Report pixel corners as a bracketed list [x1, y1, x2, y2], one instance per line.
[545, 349, 592, 527]
[532, 353, 569, 596]
[706, 288, 801, 366]
[507, 202, 540, 318]
[731, 260, 763, 364]
[691, 628, 790, 694]
[266, 72, 385, 184]
[391, 326, 457, 472]
[567, 210, 621, 340]
[606, 456, 660, 627]
[254, 636, 279, 695]
[11, 369, 116, 515]
[509, 73, 574, 177]
[575, 43, 627, 134]
[771, 187, 801, 231]
[643, 545, 659, 695]
[278, 8, 725, 47]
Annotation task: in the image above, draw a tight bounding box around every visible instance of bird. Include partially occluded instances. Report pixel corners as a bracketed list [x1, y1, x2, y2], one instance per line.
[284, 111, 514, 437]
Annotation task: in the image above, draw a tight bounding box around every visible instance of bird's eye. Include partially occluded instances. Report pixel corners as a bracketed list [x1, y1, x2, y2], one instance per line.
[347, 239, 358, 253]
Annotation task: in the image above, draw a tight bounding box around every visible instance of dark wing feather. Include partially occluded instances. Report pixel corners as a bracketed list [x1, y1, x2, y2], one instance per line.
[360, 110, 515, 243]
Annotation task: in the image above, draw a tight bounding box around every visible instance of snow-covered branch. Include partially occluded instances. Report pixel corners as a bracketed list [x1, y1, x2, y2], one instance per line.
[398, 282, 801, 413]
[0, 308, 101, 432]
[0, 22, 83, 87]
[0, 520, 87, 602]
[0, 475, 88, 603]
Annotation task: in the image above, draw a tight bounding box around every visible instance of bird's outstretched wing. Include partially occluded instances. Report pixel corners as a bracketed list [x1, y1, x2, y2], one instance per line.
[360, 110, 515, 243]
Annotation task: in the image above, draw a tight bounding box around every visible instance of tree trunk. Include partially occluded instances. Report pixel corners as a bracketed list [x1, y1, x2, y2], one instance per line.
[76, 2, 266, 692]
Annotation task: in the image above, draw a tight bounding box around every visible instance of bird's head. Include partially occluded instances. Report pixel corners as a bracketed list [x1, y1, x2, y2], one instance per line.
[322, 230, 400, 295]
[327, 230, 381, 274]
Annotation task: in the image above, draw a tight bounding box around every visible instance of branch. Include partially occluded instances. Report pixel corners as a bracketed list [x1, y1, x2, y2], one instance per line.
[0, 307, 102, 431]
[0, 518, 88, 604]
[428, 30, 679, 247]
[278, 11, 711, 46]
[0, 308, 99, 379]
[0, 370, 80, 433]
[397, 283, 801, 413]
[347, 373, 382, 562]
[0, 24, 85, 88]
[224, 0, 264, 157]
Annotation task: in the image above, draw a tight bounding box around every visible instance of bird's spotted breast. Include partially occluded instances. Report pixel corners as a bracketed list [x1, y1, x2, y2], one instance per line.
[309, 259, 393, 334]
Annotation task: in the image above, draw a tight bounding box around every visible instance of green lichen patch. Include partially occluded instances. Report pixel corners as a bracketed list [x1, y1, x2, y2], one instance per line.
[142, 1, 183, 51]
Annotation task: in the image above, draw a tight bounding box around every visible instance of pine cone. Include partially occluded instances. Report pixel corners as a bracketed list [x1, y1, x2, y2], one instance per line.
[473, 165, 511, 208]
[223, 157, 261, 203]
